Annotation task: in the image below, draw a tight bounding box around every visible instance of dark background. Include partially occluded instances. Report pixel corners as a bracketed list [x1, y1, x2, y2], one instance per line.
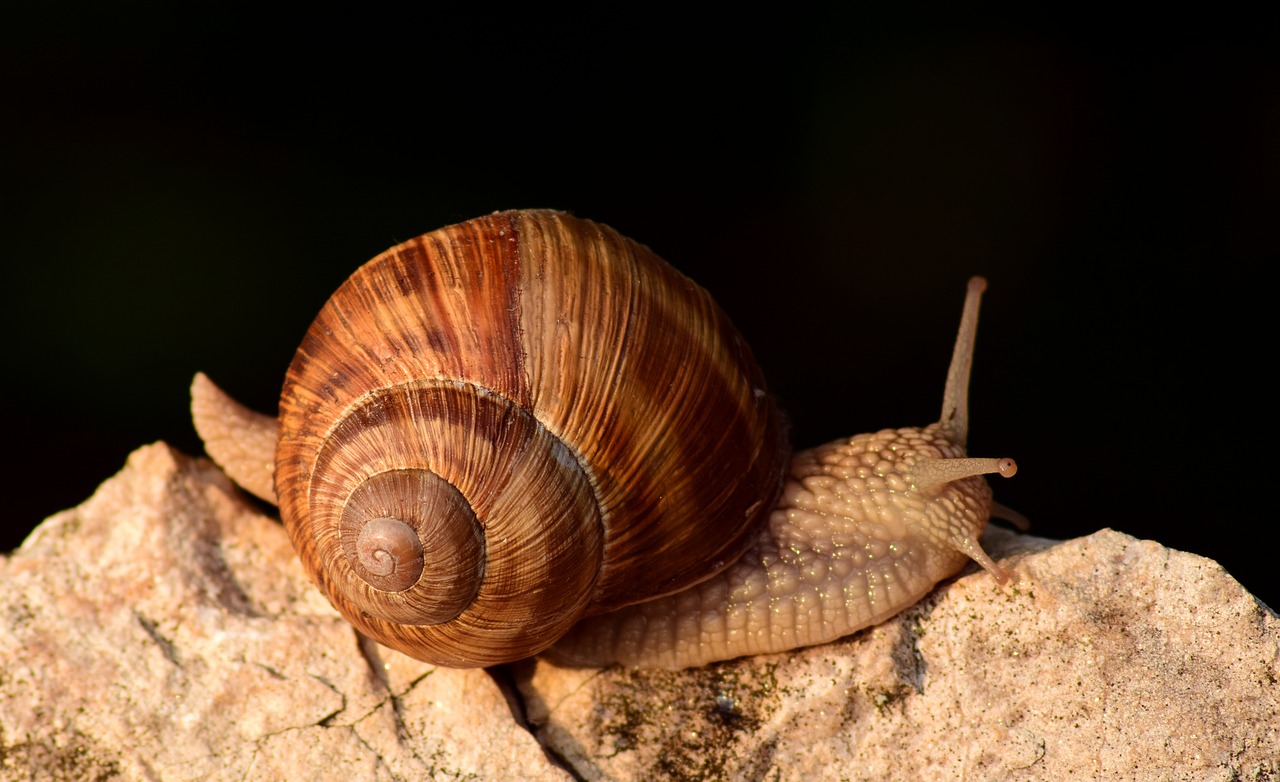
[4, 10, 1276, 609]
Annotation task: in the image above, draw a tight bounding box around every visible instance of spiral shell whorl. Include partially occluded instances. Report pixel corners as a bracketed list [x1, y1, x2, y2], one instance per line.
[296, 382, 603, 665]
[351, 516, 425, 592]
[340, 468, 483, 619]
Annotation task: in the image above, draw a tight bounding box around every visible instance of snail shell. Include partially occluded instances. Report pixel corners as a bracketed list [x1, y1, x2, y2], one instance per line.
[192, 209, 1017, 669]
[199, 210, 787, 667]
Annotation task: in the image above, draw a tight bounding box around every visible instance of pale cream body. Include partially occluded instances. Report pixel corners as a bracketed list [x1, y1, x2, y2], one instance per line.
[550, 425, 1006, 668]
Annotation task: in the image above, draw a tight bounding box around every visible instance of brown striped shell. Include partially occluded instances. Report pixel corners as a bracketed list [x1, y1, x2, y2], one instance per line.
[274, 210, 789, 667]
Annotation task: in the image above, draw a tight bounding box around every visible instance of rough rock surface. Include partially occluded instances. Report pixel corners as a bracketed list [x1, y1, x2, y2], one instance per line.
[0, 445, 568, 782]
[521, 531, 1280, 781]
[1, 443, 1277, 781]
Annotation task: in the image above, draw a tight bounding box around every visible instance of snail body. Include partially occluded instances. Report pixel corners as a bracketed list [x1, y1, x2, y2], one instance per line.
[192, 209, 1015, 669]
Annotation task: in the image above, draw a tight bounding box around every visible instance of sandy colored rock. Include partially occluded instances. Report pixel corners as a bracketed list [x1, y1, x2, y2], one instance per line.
[0, 444, 568, 781]
[520, 527, 1279, 780]
[2, 443, 1277, 781]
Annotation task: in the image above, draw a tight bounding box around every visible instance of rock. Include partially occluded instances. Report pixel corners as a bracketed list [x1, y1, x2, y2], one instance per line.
[2, 443, 1277, 781]
[520, 529, 1280, 781]
[0, 444, 568, 782]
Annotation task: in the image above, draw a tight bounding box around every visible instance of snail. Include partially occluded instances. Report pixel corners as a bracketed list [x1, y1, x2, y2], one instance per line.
[190, 209, 1019, 669]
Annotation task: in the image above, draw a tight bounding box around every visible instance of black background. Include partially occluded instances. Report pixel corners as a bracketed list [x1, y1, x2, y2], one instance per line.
[4, 10, 1276, 610]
